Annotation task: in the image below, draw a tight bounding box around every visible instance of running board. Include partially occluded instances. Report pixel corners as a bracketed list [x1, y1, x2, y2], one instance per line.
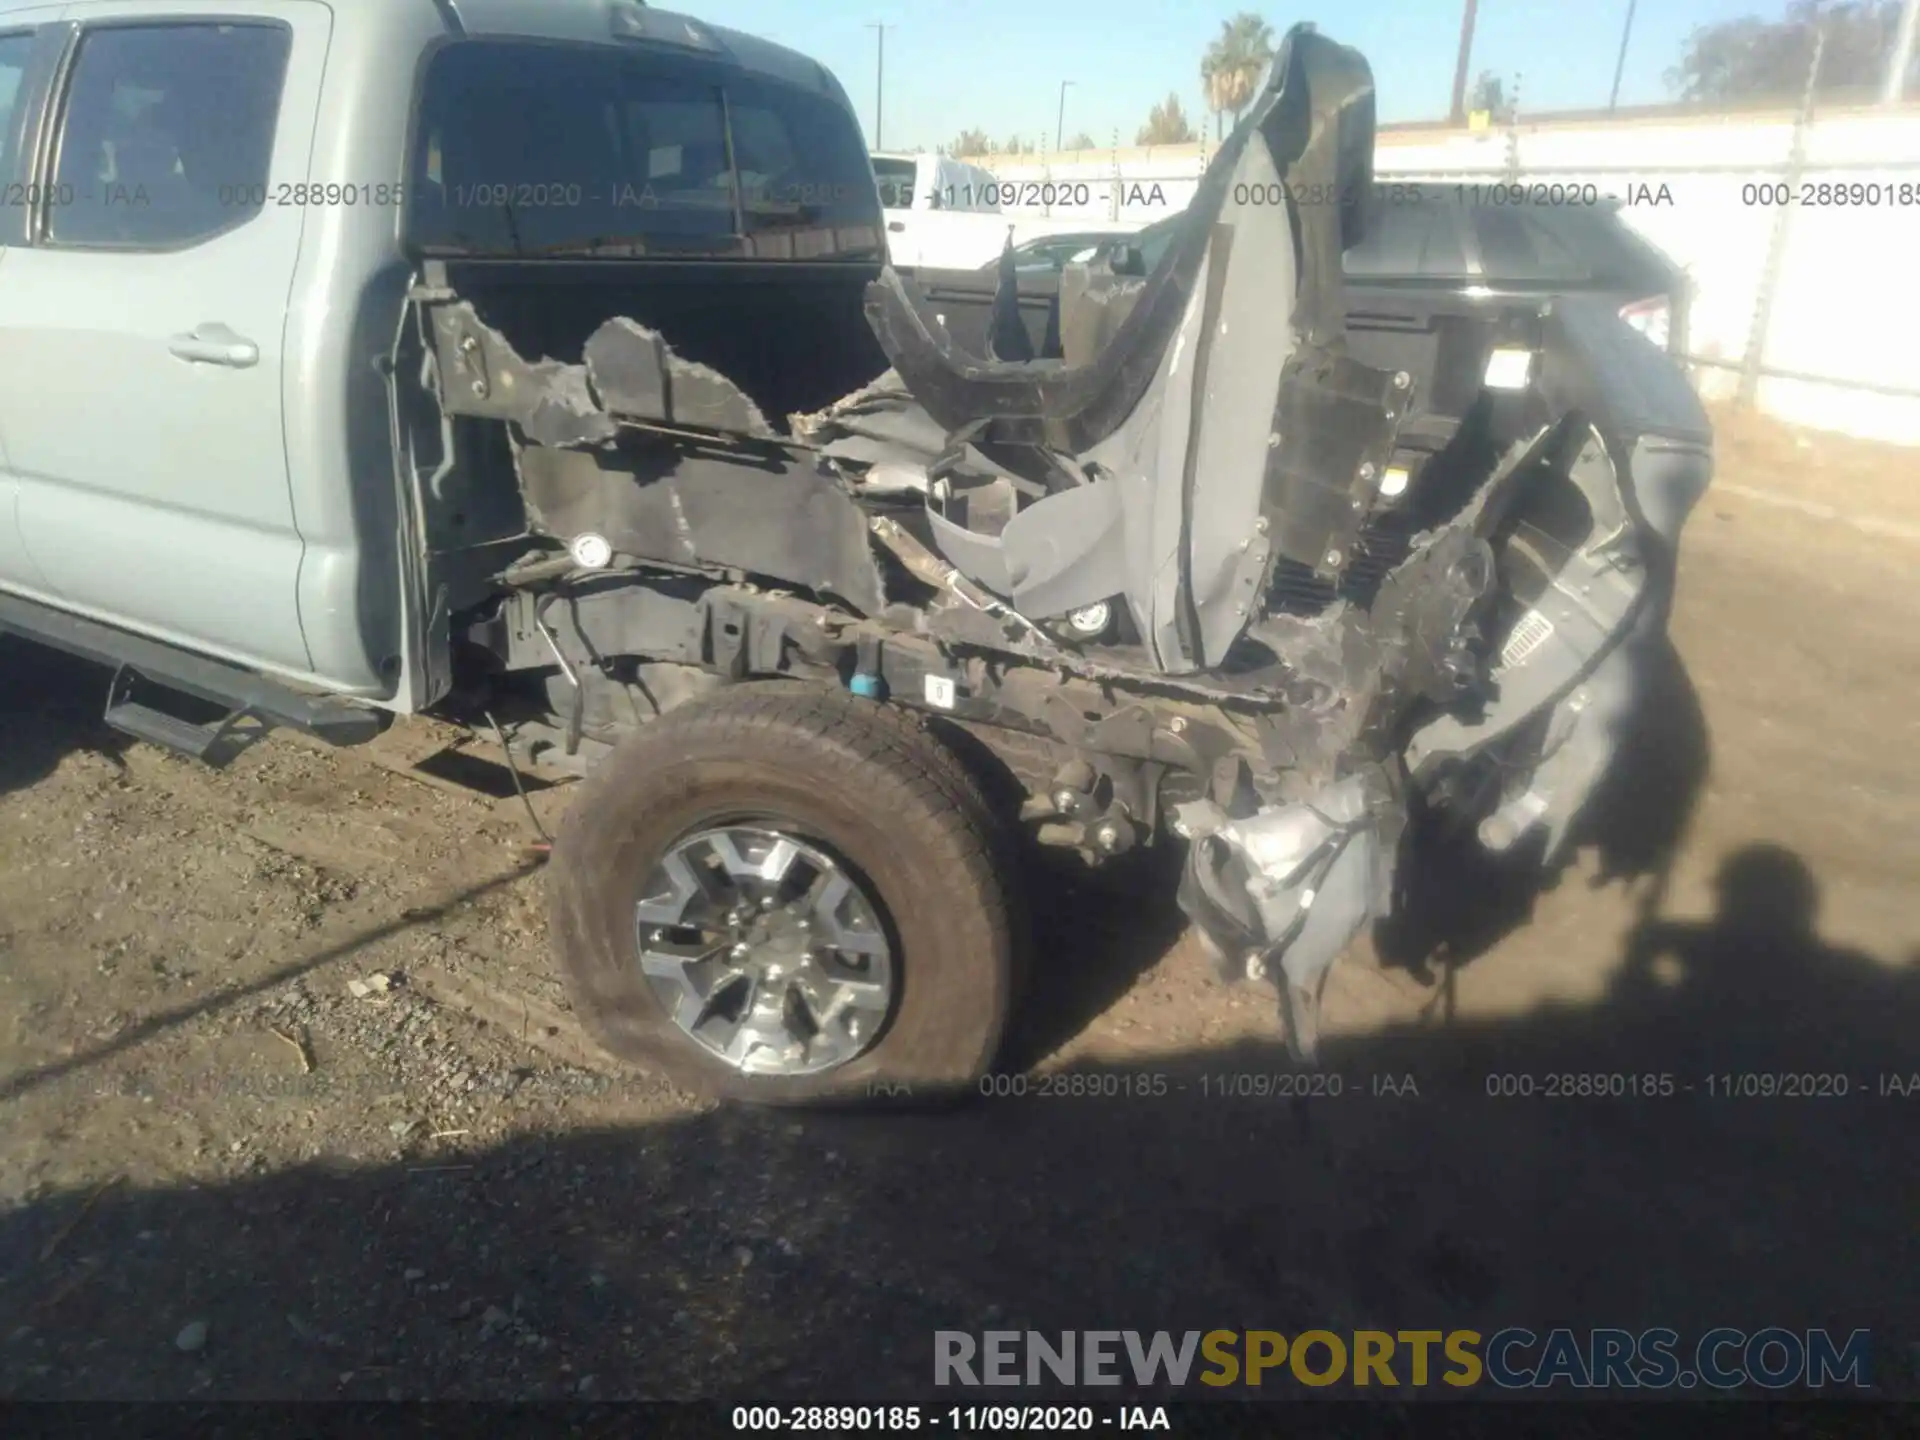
[102, 667, 263, 766]
[103, 703, 234, 762]
[0, 591, 386, 765]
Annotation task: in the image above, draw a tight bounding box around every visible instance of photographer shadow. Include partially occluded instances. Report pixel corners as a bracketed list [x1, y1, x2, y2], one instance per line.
[1375, 633, 1711, 987]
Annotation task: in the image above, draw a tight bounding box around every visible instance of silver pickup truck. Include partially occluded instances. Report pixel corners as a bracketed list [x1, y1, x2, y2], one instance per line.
[0, 0, 1712, 1104]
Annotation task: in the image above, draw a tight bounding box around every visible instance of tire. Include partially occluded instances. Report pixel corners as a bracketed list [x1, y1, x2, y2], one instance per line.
[546, 683, 1023, 1105]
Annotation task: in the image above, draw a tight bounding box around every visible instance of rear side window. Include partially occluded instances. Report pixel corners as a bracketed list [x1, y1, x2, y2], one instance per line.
[0, 32, 35, 182]
[46, 23, 289, 249]
[410, 41, 882, 259]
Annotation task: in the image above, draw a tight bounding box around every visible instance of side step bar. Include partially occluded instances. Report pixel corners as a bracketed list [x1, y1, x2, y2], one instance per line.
[0, 591, 385, 767]
[102, 665, 271, 766]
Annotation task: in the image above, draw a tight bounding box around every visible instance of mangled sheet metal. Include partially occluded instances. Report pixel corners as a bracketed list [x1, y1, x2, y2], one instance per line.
[427, 305, 778, 444]
[423, 303, 885, 612]
[850, 24, 1405, 676]
[789, 369, 947, 487]
[514, 444, 887, 616]
[584, 318, 775, 437]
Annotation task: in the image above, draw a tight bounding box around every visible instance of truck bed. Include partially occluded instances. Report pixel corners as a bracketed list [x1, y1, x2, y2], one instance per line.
[438, 258, 891, 433]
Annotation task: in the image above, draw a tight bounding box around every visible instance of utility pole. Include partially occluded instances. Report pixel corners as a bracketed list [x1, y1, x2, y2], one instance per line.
[1056, 80, 1075, 152]
[1886, 0, 1919, 103]
[1608, 0, 1638, 111]
[1448, 0, 1479, 124]
[866, 23, 892, 149]
[1742, 22, 1827, 405]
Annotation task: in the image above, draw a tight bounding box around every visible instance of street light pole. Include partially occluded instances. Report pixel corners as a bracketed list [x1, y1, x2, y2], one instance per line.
[1448, 0, 1479, 124]
[1056, 79, 1074, 152]
[1608, 0, 1638, 111]
[866, 23, 892, 149]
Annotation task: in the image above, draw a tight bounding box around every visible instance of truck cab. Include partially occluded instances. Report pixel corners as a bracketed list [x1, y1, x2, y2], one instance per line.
[870, 149, 1012, 270]
[0, 0, 889, 716]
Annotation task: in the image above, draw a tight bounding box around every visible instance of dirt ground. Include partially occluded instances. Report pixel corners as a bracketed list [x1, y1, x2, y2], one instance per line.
[1, 404, 1917, 1404]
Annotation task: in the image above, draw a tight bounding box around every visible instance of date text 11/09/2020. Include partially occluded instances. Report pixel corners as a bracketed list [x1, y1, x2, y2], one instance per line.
[922, 182, 1170, 210]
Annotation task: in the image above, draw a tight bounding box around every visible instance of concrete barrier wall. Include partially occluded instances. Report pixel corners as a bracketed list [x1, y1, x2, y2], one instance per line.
[955, 104, 1920, 446]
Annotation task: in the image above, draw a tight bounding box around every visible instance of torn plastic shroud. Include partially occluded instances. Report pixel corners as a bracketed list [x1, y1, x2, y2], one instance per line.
[858, 23, 1408, 675]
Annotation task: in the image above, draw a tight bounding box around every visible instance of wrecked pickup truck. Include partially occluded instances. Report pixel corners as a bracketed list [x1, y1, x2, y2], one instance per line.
[0, 0, 1711, 1103]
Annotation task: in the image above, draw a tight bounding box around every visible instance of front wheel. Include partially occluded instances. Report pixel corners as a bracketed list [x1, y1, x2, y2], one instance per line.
[546, 684, 1022, 1105]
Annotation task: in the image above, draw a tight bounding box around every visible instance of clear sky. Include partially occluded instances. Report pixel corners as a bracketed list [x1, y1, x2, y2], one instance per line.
[683, 0, 1796, 151]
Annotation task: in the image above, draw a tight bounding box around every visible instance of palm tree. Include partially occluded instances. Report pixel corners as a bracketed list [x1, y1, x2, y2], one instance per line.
[1201, 13, 1277, 141]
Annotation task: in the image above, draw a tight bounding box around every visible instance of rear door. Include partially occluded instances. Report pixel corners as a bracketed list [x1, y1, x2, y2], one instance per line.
[0, 13, 63, 596]
[0, 3, 329, 676]
[873, 154, 919, 265]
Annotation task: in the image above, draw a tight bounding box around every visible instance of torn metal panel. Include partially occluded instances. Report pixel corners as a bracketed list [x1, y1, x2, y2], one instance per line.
[426, 301, 776, 446]
[426, 301, 618, 449]
[1171, 764, 1404, 1062]
[585, 318, 775, 438]
[791, 369, 910, 439]
[1365, 526, 1497, 704]
[525, 366, 619, 450]
[1177, 193, 1294, 669]
[1075, 268, 1213, 671]
[1404, 428, 1645, 779]
[515, 443, 887, 616]
[994, 478, 1130, 621]
[787, 372, 956, 496]
[1407, 419, 1712, 858]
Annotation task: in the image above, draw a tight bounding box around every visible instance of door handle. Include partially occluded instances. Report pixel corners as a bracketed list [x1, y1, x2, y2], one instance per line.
[168, 323, 259, 368]
[887, 220, 905, 232]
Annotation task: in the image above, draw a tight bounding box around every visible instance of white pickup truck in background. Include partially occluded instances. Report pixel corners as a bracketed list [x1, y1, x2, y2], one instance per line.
[872, 149, 1144, 271]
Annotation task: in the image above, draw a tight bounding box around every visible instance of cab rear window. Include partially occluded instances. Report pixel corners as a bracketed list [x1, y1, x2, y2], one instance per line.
[409, 40, 882, 259]
[872, 157, 916, 210]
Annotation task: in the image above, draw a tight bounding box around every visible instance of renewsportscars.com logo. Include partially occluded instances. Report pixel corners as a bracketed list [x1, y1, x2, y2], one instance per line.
[933, 1328, 1873, 1391]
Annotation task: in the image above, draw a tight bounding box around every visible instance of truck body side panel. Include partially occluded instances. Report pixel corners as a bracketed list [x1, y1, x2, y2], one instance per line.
[282, 0, 452, 698]
[0, 3, 324, 679]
